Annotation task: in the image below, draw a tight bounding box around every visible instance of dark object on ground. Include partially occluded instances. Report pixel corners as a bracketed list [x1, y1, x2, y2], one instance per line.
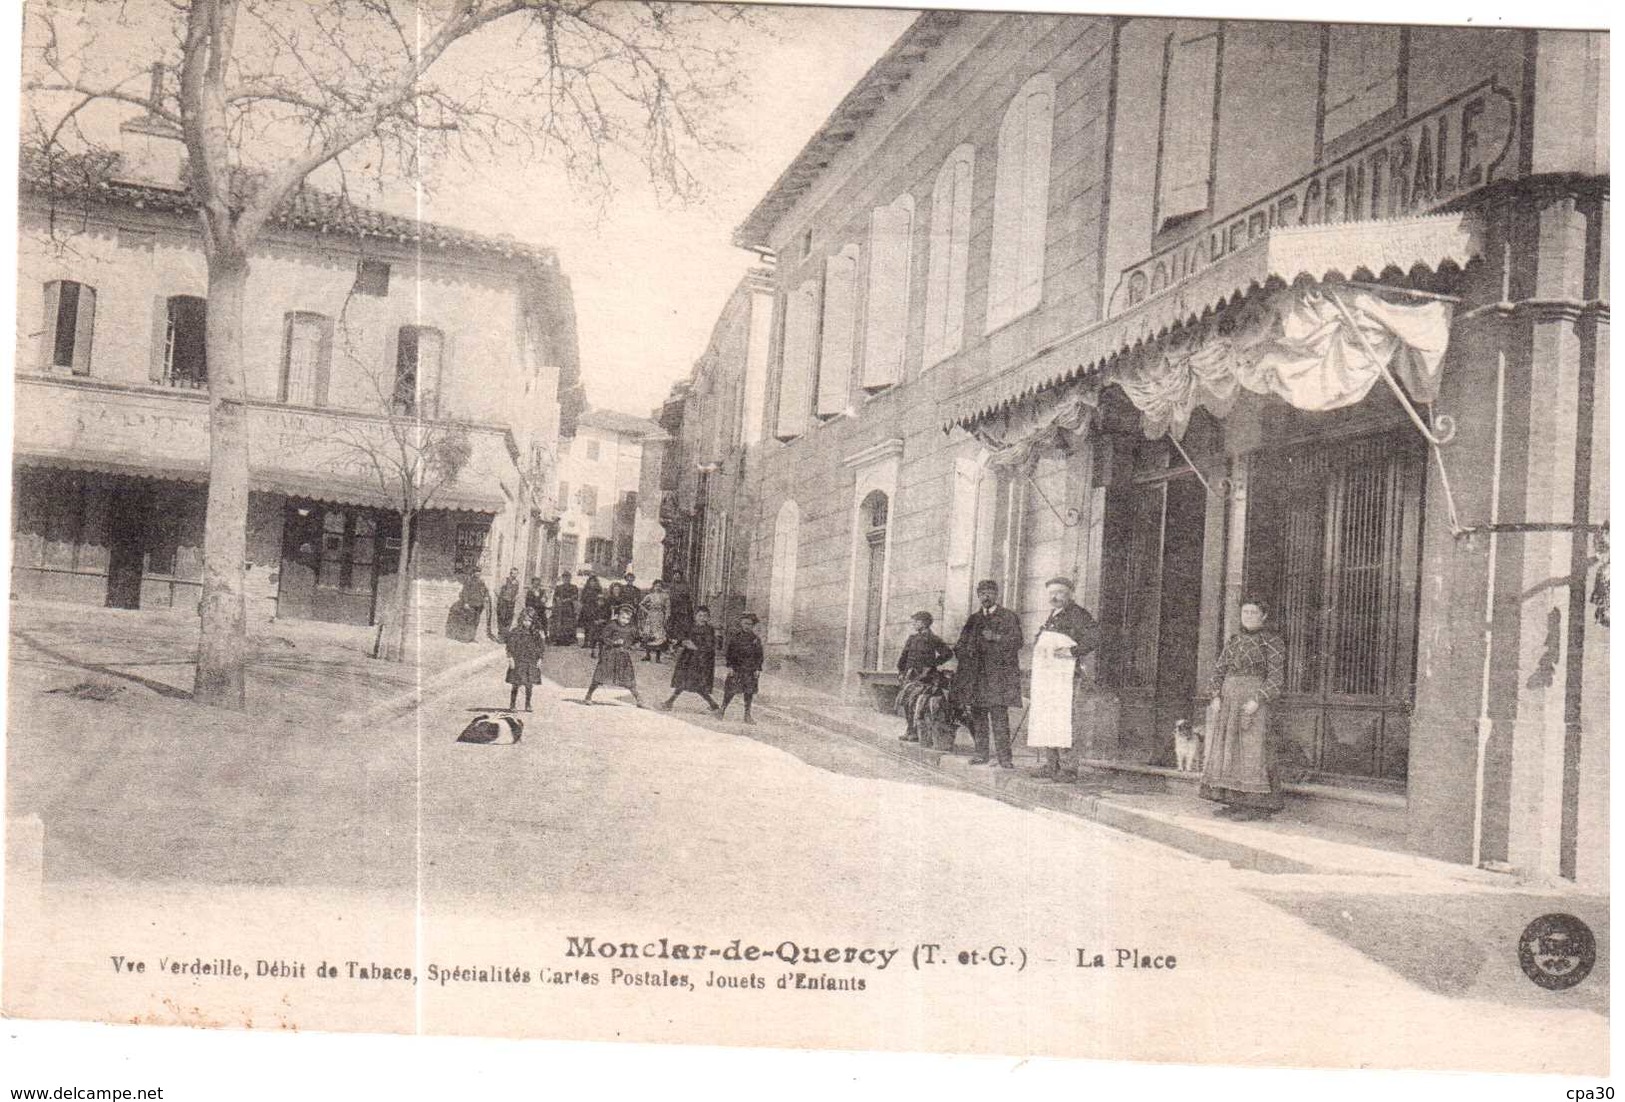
[46, 680, 124, 702]
[456, 713, 524, 745]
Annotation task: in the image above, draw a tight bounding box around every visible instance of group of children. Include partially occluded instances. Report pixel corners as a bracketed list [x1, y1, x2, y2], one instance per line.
[507, 600, 766, 722]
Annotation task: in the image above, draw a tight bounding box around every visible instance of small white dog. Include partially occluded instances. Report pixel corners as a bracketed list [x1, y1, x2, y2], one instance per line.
[1173, 719, 1204, 772]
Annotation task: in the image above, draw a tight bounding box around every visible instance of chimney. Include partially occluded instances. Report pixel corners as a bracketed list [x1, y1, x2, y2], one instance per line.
[112, 64, 187, 190]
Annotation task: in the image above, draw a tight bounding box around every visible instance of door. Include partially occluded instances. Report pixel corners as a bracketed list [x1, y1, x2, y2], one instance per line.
[1245, 430, 1424, 785]
[1102, 447, 1208, 764]
[105, 485, 150, 609]
[859, 491, 889, 671]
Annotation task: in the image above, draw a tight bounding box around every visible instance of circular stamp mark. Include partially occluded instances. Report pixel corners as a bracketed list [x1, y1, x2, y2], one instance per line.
[1517, 913, 1596, 991]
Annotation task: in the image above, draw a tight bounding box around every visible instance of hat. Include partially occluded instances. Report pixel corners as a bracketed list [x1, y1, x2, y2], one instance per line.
[614, 603, 636, 616]
[739, 612, 759, 624]
[1045, 576, 1076, 590]
[911, 610, 934, 626]
[975, 579, 999, 593]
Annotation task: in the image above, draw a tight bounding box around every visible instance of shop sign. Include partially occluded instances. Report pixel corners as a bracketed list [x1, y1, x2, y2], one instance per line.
[1110, 80, 1517, 315]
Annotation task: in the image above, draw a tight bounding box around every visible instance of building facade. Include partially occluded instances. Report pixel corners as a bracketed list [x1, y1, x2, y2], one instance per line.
[555, 407, 661, 580]
[13, 135, 582, 630]
[728, 13, 1608, 882]
[654, 268, 776, 621]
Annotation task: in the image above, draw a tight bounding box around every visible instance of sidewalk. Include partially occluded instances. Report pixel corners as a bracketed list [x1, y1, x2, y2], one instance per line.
[750, 673, 1583, 890]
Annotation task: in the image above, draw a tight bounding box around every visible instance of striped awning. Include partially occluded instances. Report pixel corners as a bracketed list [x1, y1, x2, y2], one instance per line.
[941, 212, 1485, 429]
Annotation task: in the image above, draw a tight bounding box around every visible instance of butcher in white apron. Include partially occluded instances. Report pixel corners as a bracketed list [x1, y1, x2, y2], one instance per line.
[1029, 577, 1099, 781]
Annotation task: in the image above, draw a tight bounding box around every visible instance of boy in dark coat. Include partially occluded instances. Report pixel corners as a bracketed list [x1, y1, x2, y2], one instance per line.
[719, 612, 765, 725]
[895, 611, 954, 743]
[662, 606, 720, 712]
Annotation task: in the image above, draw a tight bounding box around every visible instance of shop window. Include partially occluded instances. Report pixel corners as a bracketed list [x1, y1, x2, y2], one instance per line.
[774, 280, 819, 440]
[862, 195, 913, 391]
[817, 244, 859, 415]
[987, 74, 1054, 331]
[393, 325, 443, 416]
[354, 259, 391, 297]
[315, 510, 376, 593]
[281, 312, 332, 406]
[1322, 24, 1404, 148]
[454, 522, 488, 577]
[1155, 27, 1221, 233]
[42, 280, 97, 375]
[162, 295, 208, 389]
[923, 146, 975, 369]
[1244, 430, 1423, 783]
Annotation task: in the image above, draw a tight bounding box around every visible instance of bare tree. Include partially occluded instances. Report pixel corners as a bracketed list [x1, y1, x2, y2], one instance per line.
[22, 0, 749, 708]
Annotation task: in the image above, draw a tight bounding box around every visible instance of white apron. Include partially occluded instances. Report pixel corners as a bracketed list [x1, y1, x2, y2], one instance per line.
[1028, 630, 1076, 748]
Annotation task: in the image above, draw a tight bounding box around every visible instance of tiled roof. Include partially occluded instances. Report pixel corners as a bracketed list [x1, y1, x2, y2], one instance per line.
[18, 145, 557, 264]
[577, 406, 663, 438]
[732, 10, 966, 251]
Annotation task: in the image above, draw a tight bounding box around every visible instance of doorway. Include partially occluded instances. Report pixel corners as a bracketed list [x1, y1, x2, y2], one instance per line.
[859, 490, 889, 670]
[105, 485, 150, 609]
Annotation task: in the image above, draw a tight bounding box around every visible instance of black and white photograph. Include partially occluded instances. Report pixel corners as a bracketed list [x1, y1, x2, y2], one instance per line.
[0, 0, 1610, 1092]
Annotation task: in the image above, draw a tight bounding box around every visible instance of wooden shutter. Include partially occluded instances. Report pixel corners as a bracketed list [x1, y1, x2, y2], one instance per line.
[40, 281, 61, 370]
[861, 195, 913, 391]
[70, 285, 96, 376]
[420, 329, 446, 418]
[384, 326, 403, 413]
[314, 315, 334, 406]
[283, 314, 324, 405]
[816, 246, 858, 417]
[150, 295, 170, 382]
[775, 281, 818, 440]
[1158, 31, 1220, 225]
[1017, 86, 1054, 312]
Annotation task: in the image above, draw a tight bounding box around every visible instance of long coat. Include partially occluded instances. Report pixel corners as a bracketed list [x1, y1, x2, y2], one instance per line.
[953, 605, 1024, 708]
[670, 625, 718, 693]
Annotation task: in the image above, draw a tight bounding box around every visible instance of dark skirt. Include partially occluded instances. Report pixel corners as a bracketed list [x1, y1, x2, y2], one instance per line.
[549, 602, 578, 645]
[592, 647, 638, 689]
[445, 603, 483, 643]
[1199, 674, 1284, 811]
[671, 650, 716, 694]
[724, 669, 759, 697]
[505, 660, 541, 687]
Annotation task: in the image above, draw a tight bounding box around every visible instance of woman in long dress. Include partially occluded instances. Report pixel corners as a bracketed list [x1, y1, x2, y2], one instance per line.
[549, 572, 579, 645]
[639, 579, 671, 662]
[1200, 598, 1287, 820]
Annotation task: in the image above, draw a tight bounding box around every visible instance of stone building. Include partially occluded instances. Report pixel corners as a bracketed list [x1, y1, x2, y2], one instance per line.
[725, 12, 1608, 881]
[12, 129, 582, 630]
[555, 407, 661, 580]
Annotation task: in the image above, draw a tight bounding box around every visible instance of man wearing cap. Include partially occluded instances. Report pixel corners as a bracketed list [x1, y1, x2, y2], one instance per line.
[953, 580, 1023, 768]
[1030, 576, 1099, 780]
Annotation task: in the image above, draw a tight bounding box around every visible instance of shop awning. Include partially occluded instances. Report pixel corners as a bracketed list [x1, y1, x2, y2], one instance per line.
[941, 212, 1485, 430]
[15, 449, 208, 484]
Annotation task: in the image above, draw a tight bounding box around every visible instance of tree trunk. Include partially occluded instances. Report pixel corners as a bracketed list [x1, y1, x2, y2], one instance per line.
[393, 511, 416, 664]
[192, 251, 252, 708]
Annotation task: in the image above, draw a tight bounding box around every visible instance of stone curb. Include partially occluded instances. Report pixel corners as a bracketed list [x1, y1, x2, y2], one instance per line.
[756, 701, 1354, 877]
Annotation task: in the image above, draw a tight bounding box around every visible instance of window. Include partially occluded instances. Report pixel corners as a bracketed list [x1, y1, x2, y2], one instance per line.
[1322, 25, 1404, 146]
[281, 313, 332, 406]
[1155, 27, 1221, 231]
[42, 280, 96, 375]
[774, 280, 819, 440]
[578, 484, 599, 516]
[316, 510, 377, 593]
[161, 295, 207, 388]
[355, 259, 391, 297]
[585, 536, 614, 573]
[862, 195, 914, 391]
[923, 146, 974, 368]
[585, 439, 601, 462]
[454, 522, 488, 576]
[817, 245, 859, 417]
[767, 500, 800, 645]
[558, 481, 571, 510]
[393, 325, 443, 416]
[987, 74, 1055, 330]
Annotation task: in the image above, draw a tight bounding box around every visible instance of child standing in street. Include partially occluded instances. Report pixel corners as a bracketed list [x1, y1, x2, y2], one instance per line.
[895, 610, 955, 743]
[662, 605, 720, 712]
[719, 612, 765, 725]
[584, 604, 644, 707]
[504, 608, 546, 711]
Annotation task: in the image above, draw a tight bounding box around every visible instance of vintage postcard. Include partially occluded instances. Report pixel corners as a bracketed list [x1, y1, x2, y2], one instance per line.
[1, 0, 1610, 1085]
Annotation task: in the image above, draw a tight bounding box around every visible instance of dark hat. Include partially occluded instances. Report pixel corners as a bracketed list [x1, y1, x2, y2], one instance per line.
[739, 612, 759, 624]
[975, 579, 999, 593]
[1045, 576, 1076, 590]
[911, 610, 934, 626]
[694, 604, 711, 614]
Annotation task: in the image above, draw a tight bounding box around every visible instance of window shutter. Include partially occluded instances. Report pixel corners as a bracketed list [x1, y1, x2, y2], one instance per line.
[314, 315, 334, 407]
[925, 148, 975, 367]
[775, 281, 818, 440]
[40, 281, 61, 370]
[384, 326, 402, 413]
[70, 285, 96, 376]
[423, 329, 447, 418]
[816, 246, 858, 417]
[150, 295, 169, 382]
[1018, 89, 1054, 311]
[1158, 34, 1219, 225]
[861, 195, 913, 391]
[283, 315, 323, 404]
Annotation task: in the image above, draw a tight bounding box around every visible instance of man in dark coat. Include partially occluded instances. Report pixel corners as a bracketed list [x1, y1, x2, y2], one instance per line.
[662, 605, 720, 712]
[494, 568, 521, 641]
[1031, 576, 1099, 781]
[720, 612, 765, 725]
[666, 570, 695, 643]
[953, 579, 1023, 768]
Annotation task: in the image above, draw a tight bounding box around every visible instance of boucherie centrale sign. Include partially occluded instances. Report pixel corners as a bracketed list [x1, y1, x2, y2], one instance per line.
[1109, 80, 1516, 316]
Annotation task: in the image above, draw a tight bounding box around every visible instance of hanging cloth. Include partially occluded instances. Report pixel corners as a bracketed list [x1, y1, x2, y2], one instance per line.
[971, 383, 1099, 472]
